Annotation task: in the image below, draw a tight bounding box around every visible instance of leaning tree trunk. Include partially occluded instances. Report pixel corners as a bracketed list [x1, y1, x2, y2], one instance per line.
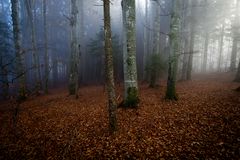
[122, 0, 139, 108]
[43, 0, 49, 94]
[68, 0, 79, 98]
[235, 60, 240, 82]
[165, 0, 181, 100]
[11, 0, 26, 100]
[103, 0, 117, 132]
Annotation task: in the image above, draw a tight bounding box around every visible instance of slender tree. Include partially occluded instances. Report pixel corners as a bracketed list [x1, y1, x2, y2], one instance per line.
[218, 23, 224, 71]
[235, 60, 240, 82]
[43, 0, 49, 94]
[103, 0, 117, 132]
[230, 0, 240, 71]
[165, 0, 181, 100]
[122, 0, 139, 107]
[25, 0, 41, 93]
[68, 0, 79, 98]
[11, 0, 26, 100]
[186, 0, 196, 80]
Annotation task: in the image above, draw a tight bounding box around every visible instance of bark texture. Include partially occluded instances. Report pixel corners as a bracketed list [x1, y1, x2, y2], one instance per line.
[122, 0, 139, 107]
[103, 0, 117, 132]
[11, 0, 26, 100]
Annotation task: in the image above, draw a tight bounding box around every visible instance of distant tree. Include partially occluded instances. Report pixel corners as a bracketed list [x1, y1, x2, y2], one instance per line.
[103, 0, 117, 132]
[230, 0, 240, 71]
[68, 0, 80, 98]
[165, 0, 181, 100]
[0, 20, 12, 99]
[11, 0, 27, 100]
[235, 61, 240, 82]
[25, 0, 42, 94]
[152, 0, 161, 56]
[186, 0, 196, 80]
[122, 0, 139, 108]
[145, 54, 165, 88]
[43, 0, 49, 94]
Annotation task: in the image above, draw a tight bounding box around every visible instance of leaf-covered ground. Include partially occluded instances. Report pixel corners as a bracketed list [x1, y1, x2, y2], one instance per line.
[0, 74, 240, 159]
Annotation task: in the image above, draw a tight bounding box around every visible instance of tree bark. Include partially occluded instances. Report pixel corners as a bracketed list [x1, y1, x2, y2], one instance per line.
[235, 61, 240, 82]
[202, 32, 209, 72]
[230, 0, 240, 71]
[122, 0, 139, 107]
[25, 0, 41, 93]
[165, 0, 180, 100]
[43, 0, 49, 94]
[68, 0, 79, 98]
[103, 0, 117, 132]
[11, 0, 26, 100]
[218, 23, 224, 72]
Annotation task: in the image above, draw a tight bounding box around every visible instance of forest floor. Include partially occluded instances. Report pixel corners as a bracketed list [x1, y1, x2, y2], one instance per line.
[0, 73, 240, 159]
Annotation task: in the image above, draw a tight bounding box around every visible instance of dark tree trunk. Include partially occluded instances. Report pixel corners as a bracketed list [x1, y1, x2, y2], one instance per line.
[11, 0, 26, 100]
[103, 0, 117, 132]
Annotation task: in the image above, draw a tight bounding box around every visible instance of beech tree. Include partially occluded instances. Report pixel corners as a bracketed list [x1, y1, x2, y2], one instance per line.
[11, 0, 26, 100]
[103, 0, 117, 132]
[165, 0, 181, 100]
[68, 0, 80, 98]
[122, 0, 139, 107]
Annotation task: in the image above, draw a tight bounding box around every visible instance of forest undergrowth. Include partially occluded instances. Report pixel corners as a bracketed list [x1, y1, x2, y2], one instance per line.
[0, 73, 239, 159]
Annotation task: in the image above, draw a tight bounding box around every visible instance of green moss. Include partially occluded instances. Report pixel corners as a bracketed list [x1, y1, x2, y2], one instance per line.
[124, 87, 139, 108]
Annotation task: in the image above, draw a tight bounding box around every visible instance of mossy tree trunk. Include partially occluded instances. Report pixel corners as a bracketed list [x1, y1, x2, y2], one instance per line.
[11, 0, 26, 100]
[103, 0, 117, 132]
[165, 0, 181, 100]
[68, 0, 79, 98]
[122, 0, 139, 108]
[43, 0, 49, 94]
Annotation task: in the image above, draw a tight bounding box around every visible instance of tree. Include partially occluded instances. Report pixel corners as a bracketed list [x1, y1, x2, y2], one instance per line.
[122, 0, 139, 108]
[103, 0, 117, 132]
[152, 0, 161, 55]
[25, 0, 42, 94]
[235, 60, 240, 82]
[11, 0, 26, 100]
[230, 0, 240, 71]
[218, 23, 225, 71]
[43, 0, 49, 94]
[68, 0, 80, 98]
[165, 0, 181, 100]
[0, 20, 11, 99]
[186, 0, 196, 80]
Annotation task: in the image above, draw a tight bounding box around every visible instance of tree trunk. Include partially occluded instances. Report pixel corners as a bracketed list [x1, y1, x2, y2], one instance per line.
[230, 0, 239, 71]
[122, 0, 139, 107]
[25, 0, 41, 93]
[181, 0, 189, 80]
[218, 23, 224, 72]
[152, 0, 160, 55]
[43, 0, 49, 94]
[11, 0, 26, 100]
[202, 32, 209, 72]
[235, 61, 240, 82]
[68, 0, 79, 98]
[165, 0, 180, 100]
[103, 0, 117, 132]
